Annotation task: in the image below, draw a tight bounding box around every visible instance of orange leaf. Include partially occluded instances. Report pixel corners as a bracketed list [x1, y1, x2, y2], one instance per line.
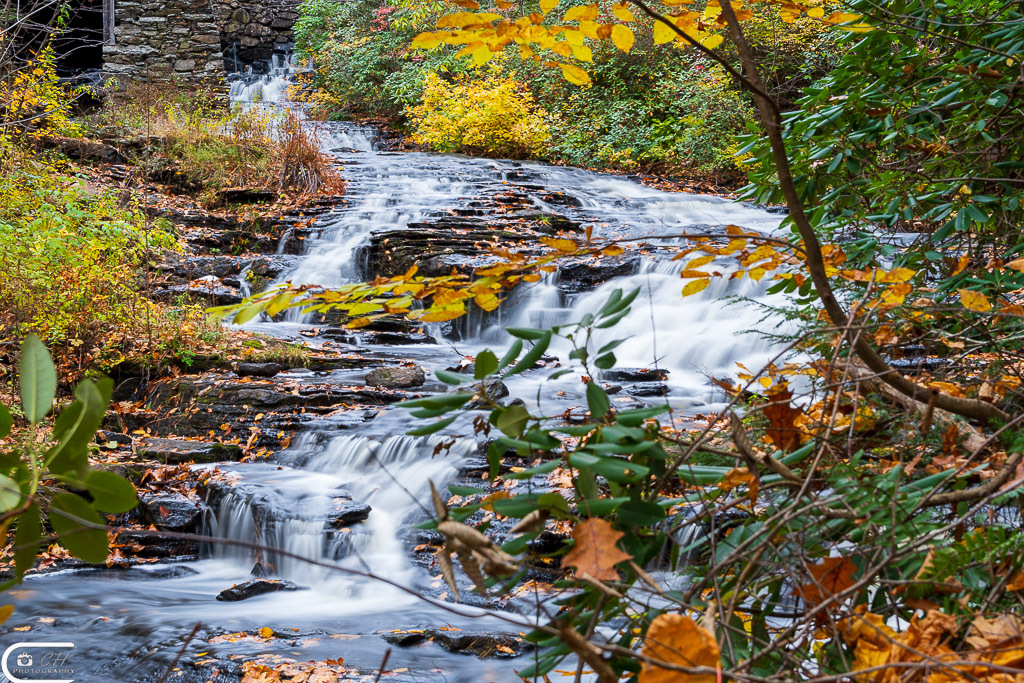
[562, 518, 631, 582]
[540, 236, 579, 252]
[258, 626, 273, 639]
[797, 557, 857, 610]
[762, 389, 803, 451]
[719, 467, 758, 504]
[640, 613, 719, 682]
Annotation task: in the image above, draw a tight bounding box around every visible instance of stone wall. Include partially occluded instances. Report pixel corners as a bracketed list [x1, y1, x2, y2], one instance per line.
[216, 0, 300, 70]
[103, 0, 225, 85]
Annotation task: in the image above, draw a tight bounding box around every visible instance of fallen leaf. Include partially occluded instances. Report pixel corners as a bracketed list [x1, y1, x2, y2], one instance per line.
[797, 557, 857, 610]
[562, 518, 632, 582]
[640, 613, 719, 682]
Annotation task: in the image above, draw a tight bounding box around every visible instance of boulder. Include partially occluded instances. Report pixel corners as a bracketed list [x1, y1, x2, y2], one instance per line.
[139, 492, 206, 531]
[329, 499, 371, 525]
[627, 383, 670, 397]
[234, 362, 282, 378]
[216, 579, 306, 602]
[137, 438, 243, 464]
[602, 368, 669, 382]
[365, 366, 425, 388]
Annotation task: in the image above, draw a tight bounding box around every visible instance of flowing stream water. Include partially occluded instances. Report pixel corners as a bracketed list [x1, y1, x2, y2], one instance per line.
[2, 63, 792, 682]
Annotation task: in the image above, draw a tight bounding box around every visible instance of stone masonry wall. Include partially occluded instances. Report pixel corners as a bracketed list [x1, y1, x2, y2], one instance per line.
[217, 0, 300, 69]
[103, 0, 225, 84]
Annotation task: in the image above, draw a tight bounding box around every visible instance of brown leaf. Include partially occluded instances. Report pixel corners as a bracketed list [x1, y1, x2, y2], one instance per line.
[763, 389, 803, 451]
[719, 467, 758, 504]
[562, 518, 632, 582]
[640, 613, 719, 682]
[797, 557, 857, 611]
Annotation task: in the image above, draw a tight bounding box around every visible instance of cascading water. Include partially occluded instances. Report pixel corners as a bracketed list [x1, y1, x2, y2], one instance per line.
[2, 58, 797, 682]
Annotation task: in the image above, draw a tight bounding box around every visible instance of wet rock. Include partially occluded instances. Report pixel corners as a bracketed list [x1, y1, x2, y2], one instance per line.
[365, 366, 425, 388]
[329, 499, 372, 525]
[627, 382, 670, 397]
[558, 256, 639, 293]
[137, 438, 244, 464]
[114, 529, 199, 559]
[216, 579, 306, 602]
[382, 630, 429, 646]
[219, 187, 278, 204]
[234, 362, 283, 378]
[430, 630, 533, 658]
[140, 492, 207, 531]
[602, 367, 669, 382]
[96, 430, 132, 446]
[151, 281, 243, 306]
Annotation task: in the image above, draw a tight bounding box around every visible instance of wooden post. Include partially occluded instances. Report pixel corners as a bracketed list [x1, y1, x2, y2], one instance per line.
[103, 0, 115, 45]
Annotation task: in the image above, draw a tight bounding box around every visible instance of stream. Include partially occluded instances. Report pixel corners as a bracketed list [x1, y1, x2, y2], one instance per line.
[1, 60, 791, 682]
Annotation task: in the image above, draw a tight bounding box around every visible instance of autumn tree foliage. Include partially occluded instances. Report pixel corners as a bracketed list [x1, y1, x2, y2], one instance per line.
[224, 0, 1024, 679]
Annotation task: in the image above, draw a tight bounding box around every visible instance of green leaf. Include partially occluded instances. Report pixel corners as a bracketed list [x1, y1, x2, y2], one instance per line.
[14, 503, 40, 579]
[86, 471, 138, 513]
[537, 491, 570, 515]
[491, 495, 542, 518]
[434, 370, 468, 385]
[497, 339, 523, 370]
[449, 484, 485, 496]
[616, 500, 666, 526]
[474, 350, 498, 379]
[407, 414, 458, 436]
[46, 378, 113, 479]
[506, 459, 561, 479]
[506, 327, 548, 340]
[0, 475, 22, 513]
[615, 404, 671, 427]
[0, 405, 11, 439]
[578, 497, 628, 515]
[19, 335, 56, 425]
[586, 381, 610, 419]
[496, 404, 530, 438]
[47, 493, 109, 564]
[232, 301, 266, 325]
[504, 331, 552, 376]
[594, 353, 616, 369]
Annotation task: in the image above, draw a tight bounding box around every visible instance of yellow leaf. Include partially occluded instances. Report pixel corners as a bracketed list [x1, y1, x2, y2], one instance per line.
[877, 267, 915, 283]
[610, 24, 634, 52]
[578, 19, 599, 38]
[496, 0, 513, 7]
[570, 43, 593, 62]
[539, 0, 558, 13]
[653, 20, 676, 44]
[540, 236, 579, 252]
[700, 33, 724, 49]
[679, 270, 711, 278]
[641, 613, 719, 682]
[682, 279, 710, 297]
[420, 301, 468, 322]
[0, 605, 13, 626]
[685, 254, 714, 269]
[474, 291, 500, 312]
[558, 62, 591, 85]
[412, 32, 443, 49]
[1005, 258, 1024, 271]
[826, 11, 862, 24]
[958, 288, 992, 313]
[611, 2, 634, 21]
[807, 7, 824, 18]
[564, 4, 598, 21]
[436, 11, 501, 27]
[258, 627, 273, 639]
[602, 245, 624, 256]
[471, 44, 493, 65]
[451, 0, 480, 8]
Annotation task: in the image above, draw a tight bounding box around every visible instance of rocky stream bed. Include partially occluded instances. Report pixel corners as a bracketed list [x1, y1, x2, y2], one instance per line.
[0, 64, 792, 682]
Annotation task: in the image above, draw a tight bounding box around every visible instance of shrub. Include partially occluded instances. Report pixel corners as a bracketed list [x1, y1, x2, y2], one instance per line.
[408, 70, 550, 158]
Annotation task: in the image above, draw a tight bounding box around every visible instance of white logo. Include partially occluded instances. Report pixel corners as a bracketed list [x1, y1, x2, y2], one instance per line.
[1, 642, 74, 683]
